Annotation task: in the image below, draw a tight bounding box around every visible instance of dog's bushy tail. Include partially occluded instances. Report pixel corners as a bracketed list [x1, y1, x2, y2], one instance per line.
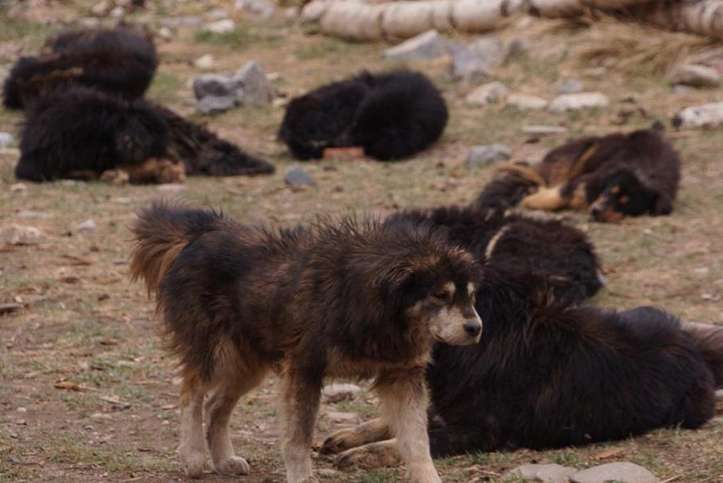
[684, 322, 723, 388]
[130, 201, 225, 296]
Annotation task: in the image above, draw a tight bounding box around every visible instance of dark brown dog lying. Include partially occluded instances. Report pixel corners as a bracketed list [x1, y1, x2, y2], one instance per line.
[130, 203, 483, 483]
[475, 127, 681, 222]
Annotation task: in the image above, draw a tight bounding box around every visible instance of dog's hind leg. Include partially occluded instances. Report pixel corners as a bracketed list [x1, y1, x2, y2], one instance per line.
[178, 371, 208, 478]
[204, 339, 267, 475]
[280, 369, 322, 483]
[321, 418, 391, 455]
[376, 369, 441, 483]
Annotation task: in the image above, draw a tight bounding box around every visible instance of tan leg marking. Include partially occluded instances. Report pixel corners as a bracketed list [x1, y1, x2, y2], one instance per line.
[521, 186, 567, 211]
[336, 439, 401, 470]
[280, 371, 322, 483]
[569, 182, 588, 210]
[321, 418, 391, 455]
[178, 374, 207, 478]
[377, 370, 441, 483]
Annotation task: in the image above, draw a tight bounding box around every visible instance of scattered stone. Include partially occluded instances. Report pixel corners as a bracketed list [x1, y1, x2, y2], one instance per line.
[0, 225, 44, 246]
[507, 94, 548, 110]
[158, 26, 174, 41]
[235, 0, 276, 19]
[91, 0, 111, 16]
[549, 92, 609, 112]
[570, 462, 659, 483]
[465, 144, 511, 168]
[197, 95, 237, 114]
[556, 78, 583, 95]
[233, 61, 274, 106]
[522, 125, 568, 136]
[507, 38, 529, 59]
[206, 8, 229, 20]
[192, 74, 240, 114]
[0, 132, 14, 148]
[668, 64, 720, 88]
[673, 102, 723, 128]
[672, 85, 694, 95]
[325, 411, 361, 425]
[194, 54, 215, 70]
[161, 16, 204, 28]
[285, 166, 316, 190]
[10, 183, 27, 193]
[203, 18, 235, 34]
[465, 81, 509, 106]
[505, 463, 577, 483]
[17, 210, 49, 219]
[383, 30, 450, 62]
[450, 36, 507, 82]
[76, 219, 97, 232]
[110, 6, 125, 18]
[323, 383, 363, 403]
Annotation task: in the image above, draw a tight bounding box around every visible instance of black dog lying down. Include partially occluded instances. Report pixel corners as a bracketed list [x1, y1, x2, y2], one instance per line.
[279, 70, 448, 161]
[475, 127, 681, 222]
[15, 87, 274, 183]
[389, 206, 603, 306]
[322, 266, 723, 466]
[3, 26, 157, 110]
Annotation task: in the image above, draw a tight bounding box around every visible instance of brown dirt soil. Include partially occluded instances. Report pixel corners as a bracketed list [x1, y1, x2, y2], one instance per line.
[1, 1, 722, 482]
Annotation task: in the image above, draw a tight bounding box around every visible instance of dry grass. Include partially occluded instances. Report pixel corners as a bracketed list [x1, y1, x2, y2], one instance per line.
[1, 3, 723, 482]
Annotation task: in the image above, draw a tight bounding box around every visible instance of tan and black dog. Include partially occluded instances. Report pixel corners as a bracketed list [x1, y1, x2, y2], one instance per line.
[130, 202, 483, 483]
[475, 127, 681, 222]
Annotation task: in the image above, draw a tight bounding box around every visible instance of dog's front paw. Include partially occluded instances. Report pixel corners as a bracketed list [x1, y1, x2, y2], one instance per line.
[179, 450, 206, 478]
[215, 455, 250, 475]
[320, 429, 357, 455]
[335, 443, 400, 471]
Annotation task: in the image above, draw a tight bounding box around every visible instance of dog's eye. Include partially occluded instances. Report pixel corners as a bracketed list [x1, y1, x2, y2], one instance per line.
[433, 290, 451, 301]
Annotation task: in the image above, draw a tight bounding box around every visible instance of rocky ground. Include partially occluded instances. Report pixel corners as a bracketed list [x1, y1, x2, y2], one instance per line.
[1, 1, 723, 482]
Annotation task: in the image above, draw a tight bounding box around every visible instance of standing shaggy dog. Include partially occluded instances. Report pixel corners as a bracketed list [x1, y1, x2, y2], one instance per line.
[390, 206, 604, 306]
[3, 26, 157, 109]
[278, 70, 448, 161]
[15, 87, 274, 183]
[321, 267, 723, 467]
[130, 203, 483, 483]
[476, 127, 681, 222]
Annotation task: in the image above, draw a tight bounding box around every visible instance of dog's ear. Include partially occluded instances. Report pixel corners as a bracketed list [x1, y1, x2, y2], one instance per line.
[651, 193, 673, 216]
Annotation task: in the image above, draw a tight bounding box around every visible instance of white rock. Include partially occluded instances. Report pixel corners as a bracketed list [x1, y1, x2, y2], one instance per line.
[0, 132, 14, 148]
[206, 8, 229, 20]
[506, 463, 577, 483]
[10, 183, 27, 193]
[383, 30, 450, 62]
[466, 144, 511, 168]
[17, 210, 49, 219]
[507, 94, 548, 110]
[549, 92, 609, 112]
[570, 462, 659, 483]
[194, 54, 215, 70]
[465, 81, 508, 106]
[110, 6, 125, 18]
[235, 0, 276, 19]
[285, 166, 316, 190]
[158, 27, 174, 40]
[673, 102, 723, 128]
[77, 219, 97, 232]
[323, 383, 363, 403]
[204, 19, 235, 34]
[157, 184, 186, 193]
[0, 225, 44, 246]
[234, 61, 274, 106]
[668, 64, 720, 88]
[91, 0, 111, 16]
[523, 125, 568, 136]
